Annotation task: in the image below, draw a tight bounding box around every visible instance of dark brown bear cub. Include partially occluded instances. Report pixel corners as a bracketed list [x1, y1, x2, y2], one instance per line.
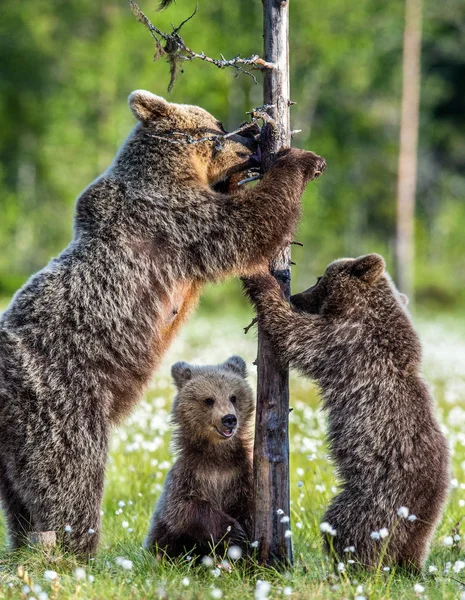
[244, 254, 449, 570]
[145, 356, 254, 557]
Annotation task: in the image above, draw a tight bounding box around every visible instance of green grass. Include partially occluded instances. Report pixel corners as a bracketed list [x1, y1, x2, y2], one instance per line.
[1, 312, 465, 599]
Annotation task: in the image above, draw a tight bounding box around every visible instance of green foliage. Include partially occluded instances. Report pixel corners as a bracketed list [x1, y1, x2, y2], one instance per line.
[0, 0, 463, 308]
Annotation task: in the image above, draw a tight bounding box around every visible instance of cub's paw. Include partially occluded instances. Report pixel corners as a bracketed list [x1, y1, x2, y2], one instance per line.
[225, 520, 247, 546]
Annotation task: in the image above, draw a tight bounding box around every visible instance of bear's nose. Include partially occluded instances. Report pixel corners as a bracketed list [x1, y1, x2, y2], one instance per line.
[222, 414, 237, 429]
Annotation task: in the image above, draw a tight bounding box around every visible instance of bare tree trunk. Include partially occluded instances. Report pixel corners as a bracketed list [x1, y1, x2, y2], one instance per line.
[253, 0, 292, 567]
[395, 0, 422, 300]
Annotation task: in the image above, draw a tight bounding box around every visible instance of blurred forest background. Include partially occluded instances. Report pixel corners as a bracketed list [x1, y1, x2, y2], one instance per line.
[0, 0, 464, 314]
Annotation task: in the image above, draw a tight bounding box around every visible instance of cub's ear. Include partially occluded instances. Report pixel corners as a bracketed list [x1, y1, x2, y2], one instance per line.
[223, 356, 247, 379]
[128, 90, 171, 122]
[171, 361, 192, 389]
[350, 253, 385, 284]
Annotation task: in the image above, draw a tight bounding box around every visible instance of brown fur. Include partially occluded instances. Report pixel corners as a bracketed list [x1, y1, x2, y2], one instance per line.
[145, 356, 255, 557]
[243, 254, 450, 570]
[0, 90, 325, 556]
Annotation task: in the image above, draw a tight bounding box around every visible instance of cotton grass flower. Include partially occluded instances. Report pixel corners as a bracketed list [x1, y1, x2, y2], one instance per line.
[44, 571, 58, 581]
[211, 589, 222, 599]
[115, 557, 133, 570]
[255, 580, 271, 600]
[320, 522, 336, 536]
[397, 506, 409, 518]
[227, 546, 242, 560]
[413, 583, 424, 594]
[443, 535, 454, 547]
[379, 528, 389, 539]
[182, 577, 190, 587]
[453, 560, 465, 573]
[370, 531, 380, 540]
[73, 568, 86, 580]
[283, 586, 292, 596]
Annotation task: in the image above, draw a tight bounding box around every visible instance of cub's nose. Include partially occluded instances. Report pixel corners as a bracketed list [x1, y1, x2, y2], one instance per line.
[222, 414, 237, 429]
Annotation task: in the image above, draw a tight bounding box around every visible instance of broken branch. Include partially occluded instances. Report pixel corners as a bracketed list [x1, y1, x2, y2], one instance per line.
[129, 0, 274, 90]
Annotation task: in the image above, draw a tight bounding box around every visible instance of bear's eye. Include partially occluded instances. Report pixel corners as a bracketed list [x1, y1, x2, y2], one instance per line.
[205, 398, 215, 406]
[230, 395, 237, 404]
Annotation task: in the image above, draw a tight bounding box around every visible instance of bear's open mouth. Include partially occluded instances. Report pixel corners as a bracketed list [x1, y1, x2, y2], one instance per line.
[215, 426, 236, 439]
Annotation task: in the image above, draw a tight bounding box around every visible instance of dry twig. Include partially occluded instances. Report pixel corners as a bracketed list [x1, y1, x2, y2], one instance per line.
[129, 0, 274, 91]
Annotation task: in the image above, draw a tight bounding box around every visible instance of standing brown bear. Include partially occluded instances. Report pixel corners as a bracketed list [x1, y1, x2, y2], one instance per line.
[145, 356, 254, 557]
[243, 254, 449, 570]
[0, 90, 325, 556]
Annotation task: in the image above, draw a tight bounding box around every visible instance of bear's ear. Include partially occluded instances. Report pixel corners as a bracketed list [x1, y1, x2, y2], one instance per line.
[171, 361, 192, 389]
[128, 90, 171, 122]
[350, 254, 385, 284]
[222, 356, 247, 378]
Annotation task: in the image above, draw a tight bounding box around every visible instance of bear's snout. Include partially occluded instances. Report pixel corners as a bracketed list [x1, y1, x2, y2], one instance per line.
[221, 414, 237, 429]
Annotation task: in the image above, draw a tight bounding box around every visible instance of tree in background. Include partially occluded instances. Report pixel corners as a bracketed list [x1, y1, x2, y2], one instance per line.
[395, 0, 422, 301]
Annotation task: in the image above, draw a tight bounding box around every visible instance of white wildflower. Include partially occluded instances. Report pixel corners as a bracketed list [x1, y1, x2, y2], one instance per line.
[344, 546, 356, 553]
[413, 583, 424, 594]
[397, 506, 409, 518]
[276, 509, 285, 515]
[370, 531, 380, 540]
[44, 571, 58, 581]
[296, 522, 303, 529]
[443, 535, 454, 547]
[284, 530, 292, 538]
[280, 516, 290, 524]
[202, 556, 214, 567]
[454, 534, 462, 541]
[227, 546, 242, 560]
[211, 568, 221, 578]
[379, 528, 389, 539]
[408, 514, 417, 522]
[122, 521, 129, 529]
[64, 525, 72, 533]
[283, 586, 292, 596]
[428, 565, 437, 573]
[211, 589, 222, 599]
[453, 560, 465, 573]
[115, 557, 133, 570]
[88, 528, 95, 534]
[73, 568, 86, 580]
[251, 540, 259, 548]
[451, 478, 459, 489]
[255, 580, 271, 600]
[118, 500, 125, 507]
[182, 577, 190, 587]
[337, 562, 345, 572]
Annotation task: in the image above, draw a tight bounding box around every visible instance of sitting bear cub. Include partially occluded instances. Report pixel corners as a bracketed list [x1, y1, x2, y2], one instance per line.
[145, 356, 254, 557]
[244, 254, 449, 570]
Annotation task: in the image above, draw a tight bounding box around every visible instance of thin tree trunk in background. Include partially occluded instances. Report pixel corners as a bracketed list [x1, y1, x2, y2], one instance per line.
[395, 0, 422, 300]
[253, 0, 292, 566]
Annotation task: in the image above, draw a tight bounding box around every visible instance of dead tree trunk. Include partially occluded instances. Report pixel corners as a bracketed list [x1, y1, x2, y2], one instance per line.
[395, 0, 422, 300]
[253, 0, 293, 566]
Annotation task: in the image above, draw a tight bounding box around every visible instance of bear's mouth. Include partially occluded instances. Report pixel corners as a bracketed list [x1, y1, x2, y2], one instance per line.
[215, 426, 236, 439]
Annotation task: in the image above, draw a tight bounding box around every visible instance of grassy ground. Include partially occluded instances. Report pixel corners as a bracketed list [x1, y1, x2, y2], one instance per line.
[1, 311, 465, 599]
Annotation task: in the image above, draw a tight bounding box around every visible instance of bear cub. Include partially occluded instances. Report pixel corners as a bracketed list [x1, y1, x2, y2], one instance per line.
[145, 356, 254, 557]
[243, 254, 449, 570]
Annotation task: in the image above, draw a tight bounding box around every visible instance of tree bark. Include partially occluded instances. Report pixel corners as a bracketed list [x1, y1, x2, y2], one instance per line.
[253, 0, 292, 566]
[395, 0, 422, 300]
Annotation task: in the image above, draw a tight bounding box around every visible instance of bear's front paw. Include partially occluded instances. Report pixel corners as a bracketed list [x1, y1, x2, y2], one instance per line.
[241, 272, 279, 305]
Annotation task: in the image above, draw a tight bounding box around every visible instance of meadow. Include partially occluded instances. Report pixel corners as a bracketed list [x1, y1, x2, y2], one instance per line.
[0, 307, 465, 600]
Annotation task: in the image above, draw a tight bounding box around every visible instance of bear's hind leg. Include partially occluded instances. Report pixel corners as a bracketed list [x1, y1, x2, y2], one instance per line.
[0, 462, 34, 549]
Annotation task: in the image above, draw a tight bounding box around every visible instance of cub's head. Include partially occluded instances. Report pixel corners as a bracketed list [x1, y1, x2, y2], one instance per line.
[291, 254, 408, 317]
[170, 356, 254, 446]
[128, 90, 259, 190]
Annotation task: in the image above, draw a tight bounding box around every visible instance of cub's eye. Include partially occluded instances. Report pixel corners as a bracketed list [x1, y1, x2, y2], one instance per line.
[205, 398, 215, 406]
[230, 395, 237, 404]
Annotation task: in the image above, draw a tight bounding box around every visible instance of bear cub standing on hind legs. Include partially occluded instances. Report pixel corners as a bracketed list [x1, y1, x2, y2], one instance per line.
[145, 356, 254, 557]
[243, 254, 449, 570]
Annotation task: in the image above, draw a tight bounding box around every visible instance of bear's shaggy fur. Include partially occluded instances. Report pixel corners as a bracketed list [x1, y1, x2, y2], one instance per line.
[145, 356, 254, 557]
[243, 254, 449, 570]
[0, 90, 325, 555]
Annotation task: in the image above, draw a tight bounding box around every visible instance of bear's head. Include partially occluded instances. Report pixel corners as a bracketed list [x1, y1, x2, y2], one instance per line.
[291, 253, 408, 317]
[128, 90, 259, 190]
[170, 356, 254, 446]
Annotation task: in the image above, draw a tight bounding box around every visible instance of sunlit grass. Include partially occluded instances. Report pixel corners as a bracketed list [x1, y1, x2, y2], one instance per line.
[1, 312, 465, 599]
